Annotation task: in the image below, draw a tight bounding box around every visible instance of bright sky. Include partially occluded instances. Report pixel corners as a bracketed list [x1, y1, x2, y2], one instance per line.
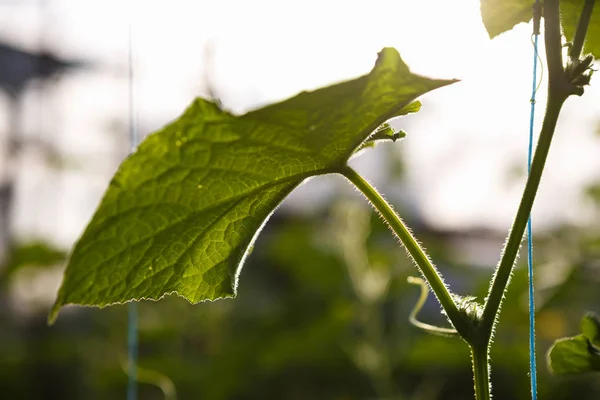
[1, 0, 600, 250]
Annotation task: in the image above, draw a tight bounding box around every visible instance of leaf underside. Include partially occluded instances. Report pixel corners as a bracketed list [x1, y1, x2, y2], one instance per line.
[480, 0, 600, 58]
[480, 0, 533, 38]
[547, 312, 600, 374]
[49, 47, 457, 323]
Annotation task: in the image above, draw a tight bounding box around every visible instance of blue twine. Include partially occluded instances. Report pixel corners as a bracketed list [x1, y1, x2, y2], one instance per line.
[127, 303, 138, 400]
[527, 3, 541, 399]
[127, 14, 139, 400]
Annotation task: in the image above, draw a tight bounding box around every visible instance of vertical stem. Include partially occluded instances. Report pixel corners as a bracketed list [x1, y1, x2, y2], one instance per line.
[482, 93, 566, 334]
[471, 343, 491, 400]
[544, 0, 568, 85]
[569, 0, 596, 60]
[481, 0, 570, 335]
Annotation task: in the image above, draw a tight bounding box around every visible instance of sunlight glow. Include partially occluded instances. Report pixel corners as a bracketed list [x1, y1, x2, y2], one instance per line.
[1, 0, 600, 245]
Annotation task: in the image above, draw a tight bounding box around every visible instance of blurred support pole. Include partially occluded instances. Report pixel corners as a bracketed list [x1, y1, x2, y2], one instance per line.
[127, 4, 139, 398]
[0, 41, 86, 266]
[0, 96, 19, 265]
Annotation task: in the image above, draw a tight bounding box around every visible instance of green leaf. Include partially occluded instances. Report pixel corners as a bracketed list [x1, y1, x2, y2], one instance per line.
[547, 312, 600, 375]
[356, 116, 412, 153]
[49, 48, 457, 323]
[479, 1, 600, 57]
[581, 312, 600, 340]
[479, 0, 533, 38]
[368, 123, 408, 143]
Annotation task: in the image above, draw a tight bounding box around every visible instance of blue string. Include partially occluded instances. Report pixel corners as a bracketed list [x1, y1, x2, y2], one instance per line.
[127, 14, 139, 400]
[127, 304, 138, 400]
[527, 3, 541, 399]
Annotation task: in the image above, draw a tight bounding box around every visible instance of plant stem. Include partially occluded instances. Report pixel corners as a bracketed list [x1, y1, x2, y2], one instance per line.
[343, 2, 595, 398]
[482, 94, 566, 332]
[569, 0, 596, 61]
[340, 166, 472, 338]
[482, 0, 578, 335]
[471, 343, 490, 400]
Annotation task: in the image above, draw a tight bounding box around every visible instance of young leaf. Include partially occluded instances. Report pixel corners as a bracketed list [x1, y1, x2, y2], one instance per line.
[367, 123, 408, 143]
[49, 48, 457, 323]
[480, 0, 600, 58]
[547, 312, 600, 374]
[356, 120, 411, 153]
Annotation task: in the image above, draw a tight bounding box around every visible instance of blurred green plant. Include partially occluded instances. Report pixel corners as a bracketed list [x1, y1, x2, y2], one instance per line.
[548, 313, 600, 374]
[0, 241, 65, 285]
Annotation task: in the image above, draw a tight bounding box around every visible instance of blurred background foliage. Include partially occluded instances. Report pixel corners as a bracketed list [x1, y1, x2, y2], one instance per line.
[2, 185, 600, 399]
[1, 1, 600, 399]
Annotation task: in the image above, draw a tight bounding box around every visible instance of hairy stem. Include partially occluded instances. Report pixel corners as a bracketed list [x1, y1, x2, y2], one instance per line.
[471, 343, 491, 400]
[340, 166, 472, 338]
[343, 2, 596, 399]
[482, 0, 575, 336]
[569, 0, 596, 61]
[482, 95, 565, 333]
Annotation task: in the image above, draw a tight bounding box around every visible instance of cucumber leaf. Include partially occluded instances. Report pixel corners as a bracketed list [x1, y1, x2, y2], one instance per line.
[50, 48, 456, 323]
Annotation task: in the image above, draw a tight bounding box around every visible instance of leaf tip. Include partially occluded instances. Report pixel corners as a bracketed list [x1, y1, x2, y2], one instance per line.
[377, 47, 399, 56]
[484, 27, 500, 40]
[47, 302, 61, 326]
[374, 47, 403, 69]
